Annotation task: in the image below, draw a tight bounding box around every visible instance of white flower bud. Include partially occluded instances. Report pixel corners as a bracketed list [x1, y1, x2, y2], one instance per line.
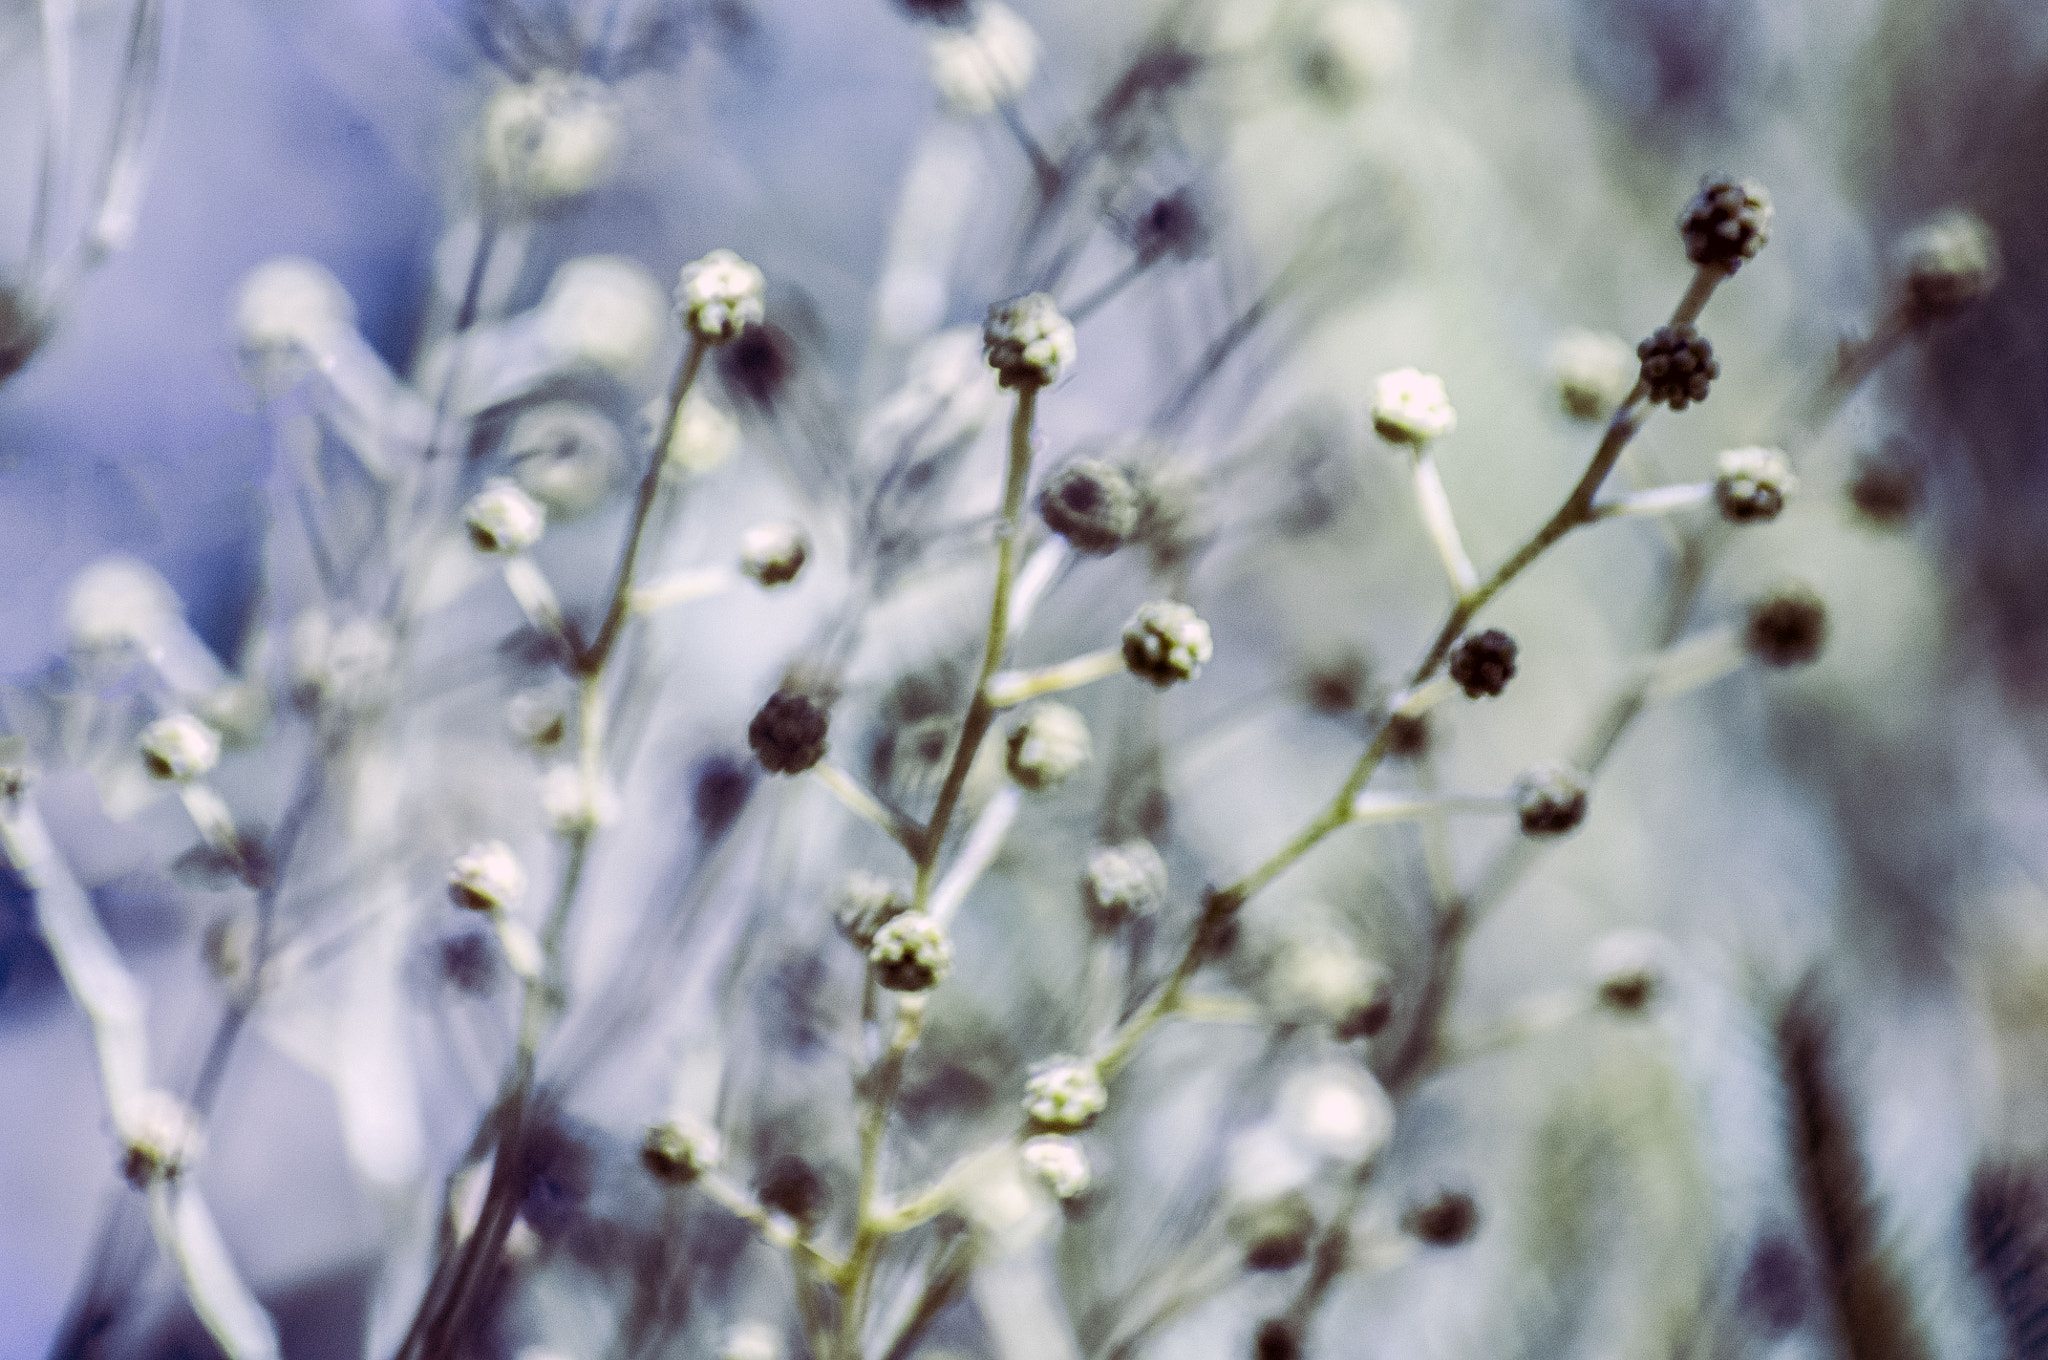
[1020, 1134, 1092, 1199]
[1082, 841, 1167, 927]
[1270, 932, 1391, 1039]
[1121, 600, 1213, 688]
[65, 557, 180, 651]
[868, 910, 952, 992]
[506, 688, 570, 749]
[1297, 1, 1412, 104]
[738, 522, 809, 587]
[656, 391, 741, 473]
[234, 257, 354, 356]
[138, 714, 220, 783]
[1276, 1064, 1394, 1163]
[1548, 328, 1637, 421]
[1587, 929, 1673, 1013]
[836, 871, 913, 950]
[542, 764, 616, 832]
[675, 249, 766, 345]
[1023, 1056, 1107, 1130]
[121, 1090, 204, 1186]
[983, 292, 1075, 389]
[1896, 210, 1999, 320]
[1370, 367, 1456, 445]
[721, 1322, 783, 1360]
[480, 73, 624, 204]
[538, 256, 667, 377]
[464, 478, 548, 554]
[1511, 763, 1589, 837]
[641, 1113, 722, 1185]
[447, 841, 525, 913]
[1005, 703, 1091, 791]
[506, 402, 626, 517]
[1713, 446, 1797, 524]
[926, 2, 1039, 117]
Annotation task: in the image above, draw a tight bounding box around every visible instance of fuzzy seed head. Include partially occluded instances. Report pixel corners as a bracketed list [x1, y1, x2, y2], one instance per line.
[676, 249, 767, 345]
[448, 841, 525, 913]
[868, 910, 952, 992]
[1714, 446, 1797, 524]
[641, 1114, 722, 1185]
[1449, 629, 1518, 699]
[1122, 600, 1214, 688]
[464, 478, 548, 554]
[1020, 1134, 1092, 1199]
[1370, 368, 1456, 445]
[480, 73, 623, 204]
[927, 2, 1040, 117]
[1637, 325, 1719, 411]
[749, 689, 830, 775]
[1744, 584, 1828, 668]
[1679, 176, 1772, 273]
[1039, 460, 1139, 554]
[1024, 1057, 1108, 1130]
[121, 1090, 204, 1187]
[739, 523, 809, 587]
[1083, 841, 1168, 927]
[139, 714, 221, 783]
[983, 292, 1075, 388]
[1006, 702, 1092, 791]
[1897, 210, 1999, 320]
[1549, 328, 1638, 420]
[835, 872, 913, 950]
[1512, 763, 1590, 837]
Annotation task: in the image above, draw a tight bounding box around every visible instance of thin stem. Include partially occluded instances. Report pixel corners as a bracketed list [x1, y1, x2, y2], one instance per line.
[1589, 483, 1714, 520]
[1411, 448, 1479, 597]
[1065, 256, 1148, 324]
[986, 646, 1124, 707]
[696, 1174, 845, 1278]
[815, 765, 917, 850]
[29, 0, 76, 280]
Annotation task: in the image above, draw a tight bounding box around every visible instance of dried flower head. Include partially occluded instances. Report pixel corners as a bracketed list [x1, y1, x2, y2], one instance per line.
[868, 910, 952, 992]
[464, 478, 548, 554]
[1637, 324, 1719, 410]
[983, 292, 1075, 388]
[675, 249, 767, 345]
[641, 1114, 722, 1185]
[1006, 702, 1092, 791]
[1896, 210, 1999, 321]
[1588, 929, 1671, 1013]
[1512, 763, 1590, 837]
[1744, 584, 1827, 668]
[1122, 600, 1214, 687]
[1020, 1134, 1092, 1199]
[121, 1090, 204, 1187]
[1448, 629, 1518, 699]
[749, 690, 831, 775]
[835, 872, 913, 951]
[1714, 446, 1797, 524]
[1039, 460, 1139, 554]
[738, 523, 809, 588]
[448, 841, 525, 914]
[926, 2, 1040, 117]
[1370, 368, 1456, 445]
[139, 714, 221, 783]
[1549, 328, 1639, 420]
[1023, 1056, 1108, 1130]
[1402, 1188, 1480, 1246]
[1083, 841, 1168, 927]
[480, 72, 623, 205]
[1679, 176, 1772, 273]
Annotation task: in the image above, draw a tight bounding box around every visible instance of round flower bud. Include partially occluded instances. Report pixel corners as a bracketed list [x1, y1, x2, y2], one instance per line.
[1122, 600, 1214, 688]
[447, 841, 525, 914]
[1020, 1134, 1092, 1200]
[983, 292, 1076, 389]
[641, 1114, 721, 1186]
[1402, 1188, 1480, 1246]
[748, 689, 830, 775]
[868, 910, 952, 993]
[1549, 328, 1638, 421]
[480, 73, 623, 205]
[1896, 210, 1999, 321]
[1678, 176, 1772, 274]
[1024, 1057, 1108, 1131]
[1448, 629, 1518, 699]
[1588, 929, 1671, 1014]
[539, 256, 666, 378]
[541, 764, 617, 833]
[1256, 1319, 1303, 1360]
[1129, 461, 1212, 572]
[1714, 446, 1797, 524]
[926, 2, 1040, 117]
[1272, 935, 1391, 1040]
[138, 714, 221, 783]
[721, 1322, 783, 1360]
[234, 257, 353, 357]
[1849, 456, 1920, 527]
[1038, 460, 1139, 555]
[1230, 1190, 1316, 1270]
[1384, 711, 1432, 761]
[65, 556, 179, 651]
[1511, 763, 1589, 838]
[657, 392, 742, 474]
[464, 478, 547, 554]
[675, 249, 766, 345]
[1369, 368, 1456, 445]
[506, 689, 569, 749]
[121, 1090, 204, 1187]
[1637, 325, 1719, 411]
[1082, 841, 1167, 928]
[1005, 702, 1091, 791]
[835, 872, 913, 951]
[1744, 584, 1827, 668]
[738, 522, 809, 587]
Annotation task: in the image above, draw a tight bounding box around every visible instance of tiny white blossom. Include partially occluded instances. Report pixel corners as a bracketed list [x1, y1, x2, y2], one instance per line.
[676, 249, 766, 344]
[480, 72, 623, 204]
[1370, 367, 1457, 445]
[927, 2, 1040, 117]
[1548, 328, 1638, 420]
[139, 714, 221, 783]
[234, 257, 354, 356]
[542, 764, 617, 833]
[868, 910, 952, 993]
[1020, 1134, 1092, 1199]
[539, 256, 667, 377]
[1713, 445, 1797, 524]
[448, 841, 526, 914]
[656, 392, 741, 473]
[1083, 841, 1167, 926]
[1006, 703, 1092, 791]
[641, 1113, 723, 1185]
[464, 479, 548, 554]
[738, 522, 809, 588]
[1023, 1056, 1108, 1130]
[121, 1090, 204, 1186]
[1121, 601, 1213, 688]
[983, 292, 1075, 388]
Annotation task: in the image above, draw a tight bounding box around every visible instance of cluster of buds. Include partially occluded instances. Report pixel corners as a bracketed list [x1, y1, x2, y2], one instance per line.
[1896, 210, 1999, 321]
[1023, 1056, 1108, 1130]
[1038, 459, 1139, 554]
[1369, 368, 1456, 445]
[1448, 629, 1518, 699]
[1678, 176, 1773, 274]
[983, 293, 1076, 389]
[738, 523, 809, 587]
[676, 249, 766, 345]
[464, 479, 548, 554]
[835, 872, 912, 950]
[868, 911, 952, 992]
[1081, 841, 1167, 928]
[1637, 325, 1719, 410]
[1511, 764, 1590, 837]
[447, 841, 526, 914]
[1006, 703, 1091, 790]
[749, 689, 831, 775]
[1019, 1134, 1092, 1200]
[641, 1114, 722, 1186]
[1121, 601, 1214, 688]
[139, 714, 222, 783]
[1713, 446, 1797, 524]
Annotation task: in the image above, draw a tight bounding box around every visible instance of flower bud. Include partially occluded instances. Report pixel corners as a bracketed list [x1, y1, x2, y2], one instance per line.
[641, 1114, 721, 1186]
[1588, 929, 1670, 1013]
[1897, 210, 1999, 321]
[121, 1090, 204, 1187]
[234, 257, 353, 357]
[835, 872, 913, 950]
[1678, 176, 1772, 274]
[1549, 328, 1638, 421]
[1005, 703, 1091, 791]
[1448, 629, 1518, 699]
[738, 522, 809, 587]
[1714, 446, 1797, 524]
[1020, 1134, 1092, 1200]
[1038, 460, 1139, 555]
[983, 293, 1075, 389]
[448, 841, 525, 914]
[675, 249, 766, 345]
[1637, 325, 1719, 411]
[139, 714, 221, 783]
[1121, 600, 1213, 688]
[1370, 368, 1455, 445]
[1231, 1190, 1317, 1270]
[464, 478, 547, 554]
[748, 689, 830, 775]
[1023, 1056, 1108, 1131]
[480, 73, 623, 205]
[1744, 584, 1827, 668]
[1082, 841, 1167, 928]
[868, 910, 952, 992]
[1511, 763, 1589, 837]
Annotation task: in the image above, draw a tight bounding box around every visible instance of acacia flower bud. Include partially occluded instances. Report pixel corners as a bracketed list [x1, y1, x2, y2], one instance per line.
[480, 72, 623, 204]
[1020, 1134, 1092, 1200]
[641, 1114, 722, 1185]
[1714, 446, 1797, 524]
[926, 2, 1039, 117]
[1678, 176, 1772, 273]
[1121, 600, 1213, 688]
[464, 478, 547, 554]
[139, 714, 221, 783]
[1744, 584, 1827, 668]
[1897, 210, 1999, 321]
[1588, 929, 1670, 1013]
[738, 523, 808, 587]
[1005, 702, 1091, 791]
[1370, 368, 1456, 445]
[1638, 325, 1719, 410]
[868, 910, 951, 992]
[1511, 763, 1590, 837]
[675, 249, 766, 345]
[1038, 459, 1139, 554]
[1024, 1056, 1108, 1130]
[835, 872, 912, 951]
[1402, 1188, 1480, 1246]
[121, 1090, 204, 1187]
[1448, 629, 1518, 699]
[447, 841, 525, 914]
[1083, 841, 1167, 927]
[1549, 328, 1638, 420]
[983, 293, 1075, 389]
[748, 689, 830, 775]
